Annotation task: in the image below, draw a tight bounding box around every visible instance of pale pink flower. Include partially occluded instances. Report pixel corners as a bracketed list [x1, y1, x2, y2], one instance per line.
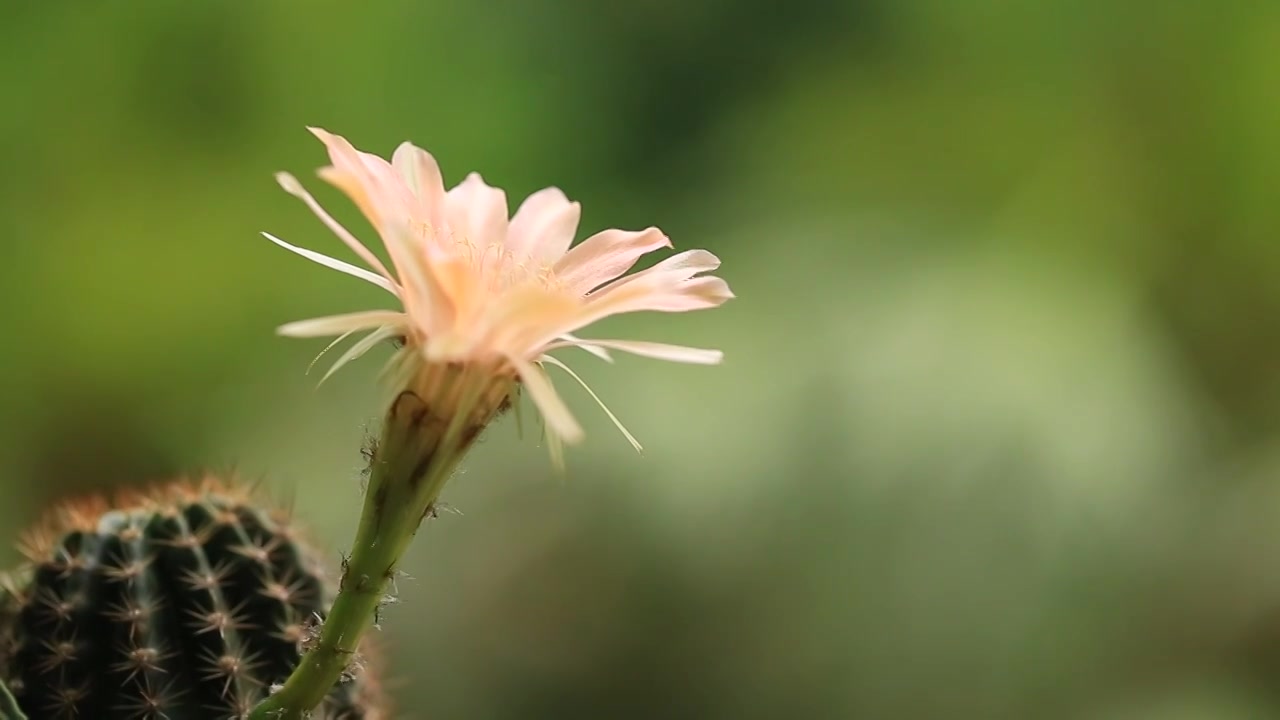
[266, 128, 732, 454]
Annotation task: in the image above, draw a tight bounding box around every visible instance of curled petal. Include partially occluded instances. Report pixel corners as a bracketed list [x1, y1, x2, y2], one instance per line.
[614, 276, 735, 312]
[537, 275, 733, 344]
[593, 249, 722, 297]
[571, 249, 731, 322]
[554, 227, 672, 295]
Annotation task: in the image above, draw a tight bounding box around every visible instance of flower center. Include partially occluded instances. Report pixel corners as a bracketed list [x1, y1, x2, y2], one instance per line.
[460, 237, 564, 296]
[414, 220, 564, 296]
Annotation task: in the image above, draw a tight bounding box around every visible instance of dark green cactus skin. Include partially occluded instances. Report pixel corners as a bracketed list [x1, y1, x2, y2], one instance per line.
[0, 487, 381, 720]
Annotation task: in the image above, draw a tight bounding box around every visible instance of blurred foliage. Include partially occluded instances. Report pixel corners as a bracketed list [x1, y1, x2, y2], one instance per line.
[2, 0, 1280, 717]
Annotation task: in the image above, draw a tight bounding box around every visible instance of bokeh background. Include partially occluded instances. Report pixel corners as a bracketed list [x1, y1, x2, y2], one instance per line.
[3, 1, 1280, 717]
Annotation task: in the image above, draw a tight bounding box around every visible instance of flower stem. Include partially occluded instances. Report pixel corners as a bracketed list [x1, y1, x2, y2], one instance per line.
[248, 391, 470, 720]
[0, 678, 26, 720]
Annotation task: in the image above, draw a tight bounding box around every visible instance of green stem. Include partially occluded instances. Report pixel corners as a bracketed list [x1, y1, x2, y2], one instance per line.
[249, 392, 469, 720]
[0, 678, 26, 720]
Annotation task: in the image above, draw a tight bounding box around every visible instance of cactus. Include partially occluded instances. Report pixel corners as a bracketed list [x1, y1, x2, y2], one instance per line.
[0, 478, 384, 720]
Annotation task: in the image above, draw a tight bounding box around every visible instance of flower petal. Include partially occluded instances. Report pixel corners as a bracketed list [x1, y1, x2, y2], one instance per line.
[378, 219, 457, 335]
[470, 285, 583, 360]
[602, 276, 735, 313]
[310, 127, 397, 183]
[511, 357, 584, 444]
[592, 249, 722, 297]
[446, 172, 509, 248]
[548, 338, 722, 365]
[261, 232, 396, 294]
[320, 325, 399, 384]
[277, 309, 407, 338]
[540, 355, 641, 452]
[567, 249, 731, 323]
[533, 275, 733, 347]
[558, 333, 613, 362]
[554, 227, 672, 295]
[391, 142, 446, 203]
[315, 165, 381, 232]
[274, 172, 397, 286]
[545, 415, 566, 471]
[507, 187, 581, 262]
[311, 128, 417, 235]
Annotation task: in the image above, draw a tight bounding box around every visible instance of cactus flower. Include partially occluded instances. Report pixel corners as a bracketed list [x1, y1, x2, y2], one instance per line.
[265, 128, 733, 458]
[250, 129, 732, 720]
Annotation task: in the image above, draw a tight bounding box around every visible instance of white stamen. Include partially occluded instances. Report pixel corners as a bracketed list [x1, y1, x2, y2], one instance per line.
[539, 355, 641, 453]
[321, 325, 399, 384]
[307, 329, 360, 375]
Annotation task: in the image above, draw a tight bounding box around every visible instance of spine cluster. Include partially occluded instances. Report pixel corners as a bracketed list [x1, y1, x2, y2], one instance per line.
[0, 480, 380, 720]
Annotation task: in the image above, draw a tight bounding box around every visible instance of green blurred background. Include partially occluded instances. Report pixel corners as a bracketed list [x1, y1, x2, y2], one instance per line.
[3, 1, 1280, 717]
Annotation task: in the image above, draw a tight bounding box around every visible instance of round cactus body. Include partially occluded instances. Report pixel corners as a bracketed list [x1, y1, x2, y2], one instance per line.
[0, 479, 383, 720]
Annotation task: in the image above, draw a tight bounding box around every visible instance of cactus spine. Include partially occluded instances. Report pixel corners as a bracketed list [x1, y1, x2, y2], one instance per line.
[0, 479, 383, 720]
